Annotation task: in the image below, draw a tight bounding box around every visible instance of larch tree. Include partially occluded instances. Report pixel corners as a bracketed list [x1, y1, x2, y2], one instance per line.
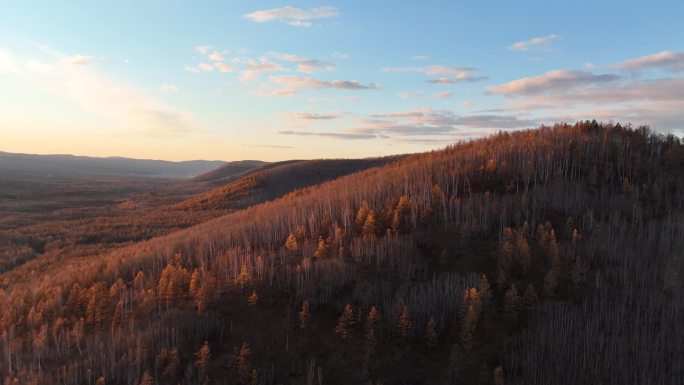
[522, 284, 539, 314]
[335, 304, 356, 338]
[314, 236, 328, 259]
[354, 201, 371, 233]
[424, 318, 438, 349]
[362, 210, 377, 237]
[139, 371, 154, 385]
[392, 195, 411, 234]
[299, 300, 311, 329]
[237, 264, 250, 288]
[396, 305, 413, 341]
[194, 341, 211, 381]
[285, 233, 299, 255]
[503, 284, 521, 324]
[248, 290, 258, 307]
[189, 269, 201, 298]
[493, 366, 504, 385]
[460, 288, 480, 352]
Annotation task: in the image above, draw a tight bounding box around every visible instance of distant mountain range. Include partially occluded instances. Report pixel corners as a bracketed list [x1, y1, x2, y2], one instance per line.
[0, 151, 227, 179]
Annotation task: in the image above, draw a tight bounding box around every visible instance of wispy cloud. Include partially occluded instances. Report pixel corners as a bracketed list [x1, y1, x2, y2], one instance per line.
[0, 45, 196, 135]
[507, 34, 558, 52]
[281, 112, 341, 122]
[277, 130, 374, 139]
[433, 91, 454, 99]
[160, 84, 178, 93]
[241, 59, 284, 80]
[243, 6, 338, 27]
[382, 65, 487, 84]
[487, 70, 621, 96]
[63, 54, 96, 65]
[269, 53, 335, 73]
[612, 51, 684, 72]
[398, 91, 422, 99]
[266, 76, 379, 96]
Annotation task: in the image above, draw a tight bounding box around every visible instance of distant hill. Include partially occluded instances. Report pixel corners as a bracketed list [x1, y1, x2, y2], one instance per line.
[177, 156, 404, 211]
[192, 160, 270, 184]
[0, 151, 226, 179]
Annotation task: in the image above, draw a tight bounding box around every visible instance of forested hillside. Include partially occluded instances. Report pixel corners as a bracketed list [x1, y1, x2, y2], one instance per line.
[1, 122, 682, 385]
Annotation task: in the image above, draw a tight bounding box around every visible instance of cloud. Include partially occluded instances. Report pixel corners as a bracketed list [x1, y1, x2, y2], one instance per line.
[214, 62, 233, 73]
[208, 51, 225, 62]
[185, 62, 215, 73]
[398, 91, 422, 99]
[240, 59, 284, 80]
[281, 112, 341, 122]
[507, 34, 558, 52]
[243, 6, 338, 26]
[267, 76, 380, 96]
[488, 70, 621, 96]
[411, 55, 430, 61]
[612, 51, 684, 72]
[63, 54, 96, 65]
[277, 130, 374, 139]
[331, 52, 349, 59]
[382, 65, 486, 84]
[270, 53, 335, 73]
[0, 45, 196, 135]
[433, 91, 454, 99]
[195, 45, 212, 55]
[160, 84, 178, 93]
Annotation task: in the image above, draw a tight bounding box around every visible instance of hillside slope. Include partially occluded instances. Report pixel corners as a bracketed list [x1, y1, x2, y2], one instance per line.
[1, 122, 682, 385]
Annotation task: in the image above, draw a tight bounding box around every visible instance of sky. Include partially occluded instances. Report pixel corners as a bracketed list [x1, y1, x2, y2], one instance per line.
[1, 0, 683, 161]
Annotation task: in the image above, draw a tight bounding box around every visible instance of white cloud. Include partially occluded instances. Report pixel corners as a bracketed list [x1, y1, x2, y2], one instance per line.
[331, 52, 349, 59]
[266, 76, 379, 96]
[160, 84, 178, 93]
[214, 62, 233, 73]
[243, 6, 338, 26]
[195, 45, 212, 55]
[0, 45, 196, 135]
[186, 62, 215, 73]
[411, 55, 430, 61]
[208, 51, 225, 62]
[507, 34, 558, 52]
[612, 51, 684, 72]
[63, 54, 96, 65]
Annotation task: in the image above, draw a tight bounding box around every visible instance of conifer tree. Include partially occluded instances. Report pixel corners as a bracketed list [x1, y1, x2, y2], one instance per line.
[396, 305, 413, 340]
[195, 341, 211, 381]
[424, 318, 438, 349]
[235, 342, 252, 384]
[363, 210, 377, 237]
[299, 300, 311, 329]
[189, 269, 201, 298]
[392, 195, 411, 234]
[139, 371, 154, 385]
[314, 236, 328, 259]
[522, 284, 539, 313]
[493, 366, 504, 385]
[335, 304, 356, 338]
[248, 290, 258, 307]
[285, 233, 299, 254]
[354, 201, 370, 233]
[479, 274, 491, 303]
[503, 284, 521, 324]
[238, 264, 250, 288]
[460, 288, 480, 352]
[514, 231, 531, 274]
[250, 369, 259, 385]
[197, 273, 217, 313]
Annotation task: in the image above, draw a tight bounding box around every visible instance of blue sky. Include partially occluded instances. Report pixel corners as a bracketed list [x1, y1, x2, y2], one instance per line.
[1, 1, 683, 161]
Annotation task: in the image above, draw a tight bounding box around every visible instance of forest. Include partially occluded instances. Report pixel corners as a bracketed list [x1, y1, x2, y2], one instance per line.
[0, 121, 682, 384]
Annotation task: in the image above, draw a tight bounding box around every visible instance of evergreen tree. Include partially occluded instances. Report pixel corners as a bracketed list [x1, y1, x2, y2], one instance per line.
[522, 284, 539, 313]
[503, 284, 521, 324]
